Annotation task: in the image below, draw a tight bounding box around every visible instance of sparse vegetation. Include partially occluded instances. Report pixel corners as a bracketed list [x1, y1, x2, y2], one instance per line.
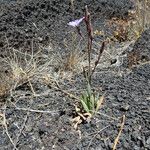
[0, 49, 39, 96]
[105, 0, 150, 42]
[0, 46, 57, 96]
[129, 0, 150, 38]
[0, 0, 149, 149]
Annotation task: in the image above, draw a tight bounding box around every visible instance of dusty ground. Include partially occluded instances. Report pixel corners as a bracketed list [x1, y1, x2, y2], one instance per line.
[0, 0, 150, 150]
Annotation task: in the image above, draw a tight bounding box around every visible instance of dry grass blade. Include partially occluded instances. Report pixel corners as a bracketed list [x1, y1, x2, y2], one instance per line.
[63, 32, 85, 72]
[64, 50, 83, 71]
[112, 115, 126, 150]
[0, 45, 57, 96]
[96, 95, 104, 112]
[1, 49, 38, 89]
[5, 101, 60, 115]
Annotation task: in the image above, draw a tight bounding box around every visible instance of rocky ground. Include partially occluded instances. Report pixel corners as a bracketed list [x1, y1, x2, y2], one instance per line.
[0, 0, 150, 150]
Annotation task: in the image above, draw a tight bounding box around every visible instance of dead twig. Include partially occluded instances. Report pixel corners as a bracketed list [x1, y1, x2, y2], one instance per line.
[2, 105, 17, 150]
[46, 78, 80, 102]
[13, 111, 30, 150]
[84, 5, 93, 84]
[6, 103, 60, 115]
[97, 112, 120, 121]
[87, 125, 111, 150]
[0, 100, 60, 116]
[112, 115, 126, 150]
[27, 78, 36, 96]
[15, 107, 59, 114]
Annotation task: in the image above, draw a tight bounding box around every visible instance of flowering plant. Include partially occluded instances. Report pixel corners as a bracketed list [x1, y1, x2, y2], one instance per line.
[68, 17, 85, 27]
[68, 6, 105, 116]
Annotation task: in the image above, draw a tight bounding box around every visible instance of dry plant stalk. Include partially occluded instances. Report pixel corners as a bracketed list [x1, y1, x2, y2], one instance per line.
[112, 115, 126, 150]
[84, 5, 93, 84]
[91, 41, 105, 76]
[0, 105, 17, 149]
[83, 6, 105, 84]
[70, 0, 75, 18]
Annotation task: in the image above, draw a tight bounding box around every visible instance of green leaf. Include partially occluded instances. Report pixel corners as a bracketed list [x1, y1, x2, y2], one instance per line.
[80, 99, 90, 113]
[87, 82, 92, 96]
[90, 94, 95, 110]
[81, 93, 87, 104]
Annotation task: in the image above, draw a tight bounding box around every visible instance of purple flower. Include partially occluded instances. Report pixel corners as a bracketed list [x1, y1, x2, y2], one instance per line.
[68, 17, 85, 27]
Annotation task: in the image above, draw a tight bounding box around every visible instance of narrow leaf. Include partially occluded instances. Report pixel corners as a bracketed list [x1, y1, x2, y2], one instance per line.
[81, 99, 90, 113]
[82, 93, 87, 104]
[90, 94, 95, 110]
[87, 82, 91, 96]
[96, 95, 104, 112]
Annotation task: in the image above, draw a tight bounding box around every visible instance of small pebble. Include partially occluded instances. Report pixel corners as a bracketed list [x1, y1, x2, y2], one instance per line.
[120, 105, 130, 111]
[146, 137, 150, 145]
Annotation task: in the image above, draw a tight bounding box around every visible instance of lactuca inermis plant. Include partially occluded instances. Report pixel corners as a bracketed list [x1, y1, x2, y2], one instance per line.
[68, 6, 105, 83]
[68, 6, 105, 116]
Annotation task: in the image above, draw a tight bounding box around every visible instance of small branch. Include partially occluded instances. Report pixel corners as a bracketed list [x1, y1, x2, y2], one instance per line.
[47, 79, 80, 102]
[10, 106, 60, 115]
[91, 41, 105, 76]
[112, 115, 126, 150]
[2, 105, 17, 150]
[97, 112, 120, 121]
[1, 101, 60, 115]
[13, 111, 29, 149]
[28, 78, 36, 96]
[87, 125, 111, 150]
